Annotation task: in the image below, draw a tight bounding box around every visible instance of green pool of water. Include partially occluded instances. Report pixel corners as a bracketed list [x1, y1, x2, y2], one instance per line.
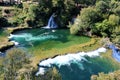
[11, 28, 90, 52]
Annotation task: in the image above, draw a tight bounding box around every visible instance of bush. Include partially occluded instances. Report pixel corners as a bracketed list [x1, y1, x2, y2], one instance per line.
[0, 8, 2, 17]
[91, 70, 120, 80]
[0, 17, 10, 27]
[2, 48, 30, 80]
[4, 9, 10, 14]
[34, 68, 62, 80]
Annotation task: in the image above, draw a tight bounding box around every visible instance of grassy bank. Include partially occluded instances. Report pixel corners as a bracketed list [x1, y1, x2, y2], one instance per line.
[0, 27, 30, 51]
[30, 38, 100, 67]
[30, 37, 120, 69]
[0, 29, 14, 51]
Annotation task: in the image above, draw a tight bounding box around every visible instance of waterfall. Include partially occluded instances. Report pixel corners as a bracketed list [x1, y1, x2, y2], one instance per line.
[36, 47, 107, 76]
[109, 45, 120, 62]
[43, 13, 58, 29]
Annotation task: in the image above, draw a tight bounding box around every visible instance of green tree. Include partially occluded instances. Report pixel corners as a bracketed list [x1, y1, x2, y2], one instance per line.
[111, 26, 120, 45]
[33, 0, 77, 27]
[80, 7, 99, 28]
[74, 0, 97, 6]
[20, 67, 62, 80]
[91, 70, 120, 80]
[108, 14, 119, 26]
[37, 68, 62, 80]
[114, 6, 120, 16]
[69, 18, 81, 34]
[2, 48, 30, 80]
[70, 7, 99, 34]
[26, 4, 38, 26]
[0, 8, 2, 18]
[109, 1, 120, 12]
[0, 8, 10, 27]
[95, 1, 109, 13]
[92, 20, 112, 37]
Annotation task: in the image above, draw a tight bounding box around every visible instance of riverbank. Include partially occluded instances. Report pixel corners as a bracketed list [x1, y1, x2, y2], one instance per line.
[0, 26, 32, 52]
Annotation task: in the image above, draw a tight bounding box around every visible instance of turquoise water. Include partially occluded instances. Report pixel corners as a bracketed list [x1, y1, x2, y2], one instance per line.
[9, 28, 120, 80]
[10, 29, 90, 50]
[58, 56, 118, 80]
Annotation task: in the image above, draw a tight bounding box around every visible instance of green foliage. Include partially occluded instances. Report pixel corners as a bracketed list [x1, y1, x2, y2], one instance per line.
[80, 7, 99, 28]
[0, 48, 62, 80]
[69, 7, 99, 34]
[0, 17, 9, 27]
[75, 0, 97, 6]
[109, 1, 120, 12]
[18, 67, 62, 80]
[69, 0, 120, 39]
[12, 14, 26, 26]
[35, 68, 62, 80]
[91, 70, 120, 80]
[95, 1, 109, 13]
[9, 3, 38, 27]
[111, 26, 120, 44]
[69, 15, 81, 34]
[0, 8, 2, 18]
[70, 23, 80, 34]
[0, 8, 10, 27]
[93, 20, 111, 37]
[2, 48, 30, 80]
[27, 4, 37, 21]
[32, 0, 78, 27]
[8, 8, 25, 27]
[112, 35, 120, 45]
[26, 4, 38, 27]
[108, 14, 119, 26]
[114, 6, 120, 16]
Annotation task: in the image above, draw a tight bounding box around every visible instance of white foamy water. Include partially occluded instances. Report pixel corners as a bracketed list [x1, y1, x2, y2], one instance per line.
[8, 34, 14, 39]
[42, 26, 51, 29]
[8, 33, 58, 42]
[0, 51, 3, 54]
[36, 47, 106, 76]
[36, 67, 47, 75]
[11, 41, 19, 46]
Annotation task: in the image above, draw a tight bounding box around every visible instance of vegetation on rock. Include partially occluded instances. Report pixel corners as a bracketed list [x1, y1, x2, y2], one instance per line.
[91, 70, 120, 80]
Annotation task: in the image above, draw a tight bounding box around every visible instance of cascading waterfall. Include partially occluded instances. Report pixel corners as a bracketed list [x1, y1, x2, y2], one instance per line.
[36, 47, 107, 76]
[43, 13, 58, 29]
[109, 45, 120, 62]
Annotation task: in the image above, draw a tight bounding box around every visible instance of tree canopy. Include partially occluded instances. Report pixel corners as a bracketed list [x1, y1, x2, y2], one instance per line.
[69, 0, 120, 37]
